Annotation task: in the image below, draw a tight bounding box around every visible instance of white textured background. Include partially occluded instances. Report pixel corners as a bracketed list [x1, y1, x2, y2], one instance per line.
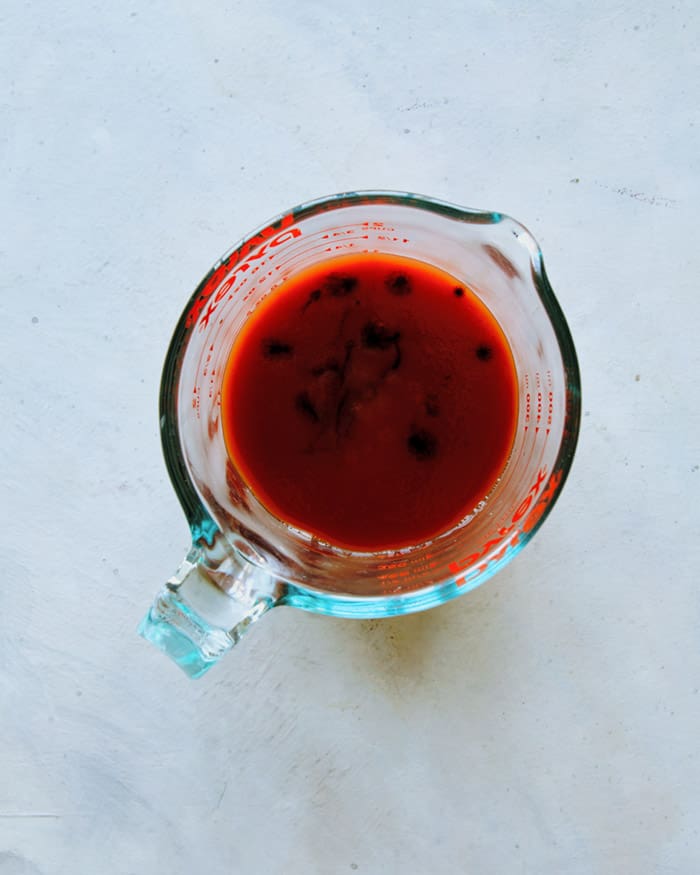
[2, 1, 699, 873]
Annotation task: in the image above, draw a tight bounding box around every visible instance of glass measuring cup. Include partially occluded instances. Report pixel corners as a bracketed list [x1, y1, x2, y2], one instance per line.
[139, 191, 581, 677]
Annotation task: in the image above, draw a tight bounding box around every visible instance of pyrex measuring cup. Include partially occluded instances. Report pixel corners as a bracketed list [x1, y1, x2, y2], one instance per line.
[140, 191, 581, 677]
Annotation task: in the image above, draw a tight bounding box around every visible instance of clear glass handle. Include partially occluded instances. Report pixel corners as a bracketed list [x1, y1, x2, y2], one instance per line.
[139, 542, 280, 678]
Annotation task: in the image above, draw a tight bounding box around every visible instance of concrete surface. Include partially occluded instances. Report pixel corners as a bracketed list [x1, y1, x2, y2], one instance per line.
[1, 1, 699, 873]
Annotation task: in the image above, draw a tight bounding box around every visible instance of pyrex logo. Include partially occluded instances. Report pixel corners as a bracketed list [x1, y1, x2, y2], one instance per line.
[186, 213, 301, 329]
[448, 467, 563, 586]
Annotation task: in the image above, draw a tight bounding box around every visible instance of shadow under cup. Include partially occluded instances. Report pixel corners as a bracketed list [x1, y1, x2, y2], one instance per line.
[146, 192, 580, 676]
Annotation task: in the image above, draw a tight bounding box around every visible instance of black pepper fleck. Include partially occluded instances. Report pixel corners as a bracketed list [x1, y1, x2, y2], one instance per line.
[386, 273, 411, 295]
[407, 428, 438, 460]
[324, 273, 358, 297]
[262, 339, 294, 358]
[301, 288, 322, 312]
[361, 320, 400, 350]
[295, 391, 320, 423]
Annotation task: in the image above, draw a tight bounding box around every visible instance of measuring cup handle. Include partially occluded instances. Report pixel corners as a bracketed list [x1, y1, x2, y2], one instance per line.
[139, 548, 278, 678]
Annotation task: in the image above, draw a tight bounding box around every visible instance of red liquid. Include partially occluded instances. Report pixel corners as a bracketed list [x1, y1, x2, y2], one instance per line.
[222, 253, 518, 551]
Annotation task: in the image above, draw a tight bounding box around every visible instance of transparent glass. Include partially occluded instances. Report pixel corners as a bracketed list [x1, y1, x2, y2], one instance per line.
[139, 191, 581, 678]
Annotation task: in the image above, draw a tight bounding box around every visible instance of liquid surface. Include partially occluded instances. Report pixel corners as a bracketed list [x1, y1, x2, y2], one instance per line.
[222, 252, 518, 551]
